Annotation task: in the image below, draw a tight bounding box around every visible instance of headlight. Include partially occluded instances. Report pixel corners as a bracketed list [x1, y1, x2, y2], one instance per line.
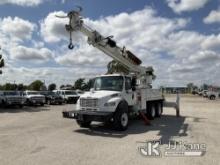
[104, 101, 116, 107]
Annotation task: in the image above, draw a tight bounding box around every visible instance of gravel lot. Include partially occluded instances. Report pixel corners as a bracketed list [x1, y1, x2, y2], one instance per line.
[0, 95, 219, 165]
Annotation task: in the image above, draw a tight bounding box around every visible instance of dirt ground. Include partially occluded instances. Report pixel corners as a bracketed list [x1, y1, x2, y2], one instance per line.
[0, 94, 219, 165]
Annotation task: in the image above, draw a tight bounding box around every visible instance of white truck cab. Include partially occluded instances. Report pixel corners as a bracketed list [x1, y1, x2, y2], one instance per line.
[76, 74, 135, 111]
[64, 74, 164, 130]
[23, 91, 45, 106]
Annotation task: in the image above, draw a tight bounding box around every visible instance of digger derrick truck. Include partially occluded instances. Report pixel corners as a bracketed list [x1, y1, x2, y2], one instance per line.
[62, 9, 179, 130]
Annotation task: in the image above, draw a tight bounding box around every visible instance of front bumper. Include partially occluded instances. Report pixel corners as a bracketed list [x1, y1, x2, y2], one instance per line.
[29, 99, 45, 104]
[66, 97, 80, 103]
[62, 110, 114, 122]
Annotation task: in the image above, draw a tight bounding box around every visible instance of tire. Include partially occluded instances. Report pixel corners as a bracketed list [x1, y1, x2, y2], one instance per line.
[59, 102, 62, 105]
[210, 95, 216, 100]
[47, 100, 51, 105]
[19, 105, 23, 108]
[113, 101, 129, 131]
[155, 102, 163, 117]
[76, 120, 91, 128]
[147, 103, 156, 120]
[26, 99, 32, 106]
[64, 99, 68, 104]
[1, 100, 7, 108]
[40, 103, 44, 106]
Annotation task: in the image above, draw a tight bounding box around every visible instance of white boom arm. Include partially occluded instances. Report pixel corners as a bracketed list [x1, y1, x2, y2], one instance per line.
[63, 10, 154, 87]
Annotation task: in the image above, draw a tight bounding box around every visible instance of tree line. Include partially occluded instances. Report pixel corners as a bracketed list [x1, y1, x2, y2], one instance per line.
[0, 78, 94, 91]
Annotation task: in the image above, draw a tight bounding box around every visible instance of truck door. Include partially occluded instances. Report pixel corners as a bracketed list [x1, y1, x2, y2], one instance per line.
[124, 77, 135, 106]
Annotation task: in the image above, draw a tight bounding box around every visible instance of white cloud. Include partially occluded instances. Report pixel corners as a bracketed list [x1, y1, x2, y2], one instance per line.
[166, 0, 210, 14]
[0, 17, 36, 42]
[0, 66, 105, 87]
[55, 45, 110, 67]
[188, 51, 220, 63]
[10, 46, 54, 62]
[204, 9, 220, 24]
[2, 7, 220, 87]
[0, 0, 43, 7]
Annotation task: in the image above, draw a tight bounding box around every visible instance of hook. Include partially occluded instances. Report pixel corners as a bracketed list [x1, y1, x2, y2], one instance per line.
[68, 31, 74, 50]
[68, 43, 74, 49]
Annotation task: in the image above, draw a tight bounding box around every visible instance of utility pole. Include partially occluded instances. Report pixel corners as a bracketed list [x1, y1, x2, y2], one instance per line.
[0, 46, 5, 74]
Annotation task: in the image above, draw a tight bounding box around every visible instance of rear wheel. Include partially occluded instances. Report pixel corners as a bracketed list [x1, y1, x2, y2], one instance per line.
[113, 101, 129, 131]
[156, 102, 163, 117]
[147, 103, 156, 120]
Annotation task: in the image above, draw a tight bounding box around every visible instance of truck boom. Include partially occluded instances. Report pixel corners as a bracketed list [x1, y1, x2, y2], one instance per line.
[63, 10, 154, 88]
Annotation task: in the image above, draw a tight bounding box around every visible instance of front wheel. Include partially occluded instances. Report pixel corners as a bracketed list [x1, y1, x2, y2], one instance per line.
[113, 102, 129, 131]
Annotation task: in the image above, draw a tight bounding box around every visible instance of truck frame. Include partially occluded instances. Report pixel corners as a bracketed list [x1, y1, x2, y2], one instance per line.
[61, 9, 179, 130]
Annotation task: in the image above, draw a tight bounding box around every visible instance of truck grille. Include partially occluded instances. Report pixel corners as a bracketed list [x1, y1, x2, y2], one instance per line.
[8, 97, 22, 103]
[32, 97, 44, 101]
[80, 98, 98, 108]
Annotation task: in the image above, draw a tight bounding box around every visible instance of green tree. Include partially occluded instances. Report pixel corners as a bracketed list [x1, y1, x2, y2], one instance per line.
[60, 85, 65, 89]
[74, 78, 86, 90]
[17, 84, 27, 91]
[48, 83, 56, 91]
[28, 80, 44, 91]
[2, 83, 16, 90]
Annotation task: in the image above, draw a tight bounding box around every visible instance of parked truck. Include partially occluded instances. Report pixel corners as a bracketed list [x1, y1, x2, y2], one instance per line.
[0, 91, 24, 108]
[53, 90, 80, 104]
[61, 9, 178, 130]
[23, 91, 45, 106]
[207, 91, 219, 100]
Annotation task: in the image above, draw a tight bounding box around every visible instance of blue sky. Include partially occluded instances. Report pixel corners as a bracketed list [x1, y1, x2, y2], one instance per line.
[0, 0, 220, 87]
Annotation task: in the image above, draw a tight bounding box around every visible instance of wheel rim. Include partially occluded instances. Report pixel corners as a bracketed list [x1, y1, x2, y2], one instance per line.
[121, 113, 128, 127]
[151, 106, 156, 117]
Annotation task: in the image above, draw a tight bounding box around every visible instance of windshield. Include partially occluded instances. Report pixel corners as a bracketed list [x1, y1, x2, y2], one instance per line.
[65, 91, 77, 95]
[94, 76, 123, 91]
[27, 92, 40, 95]
[4, 91, 19, 96]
